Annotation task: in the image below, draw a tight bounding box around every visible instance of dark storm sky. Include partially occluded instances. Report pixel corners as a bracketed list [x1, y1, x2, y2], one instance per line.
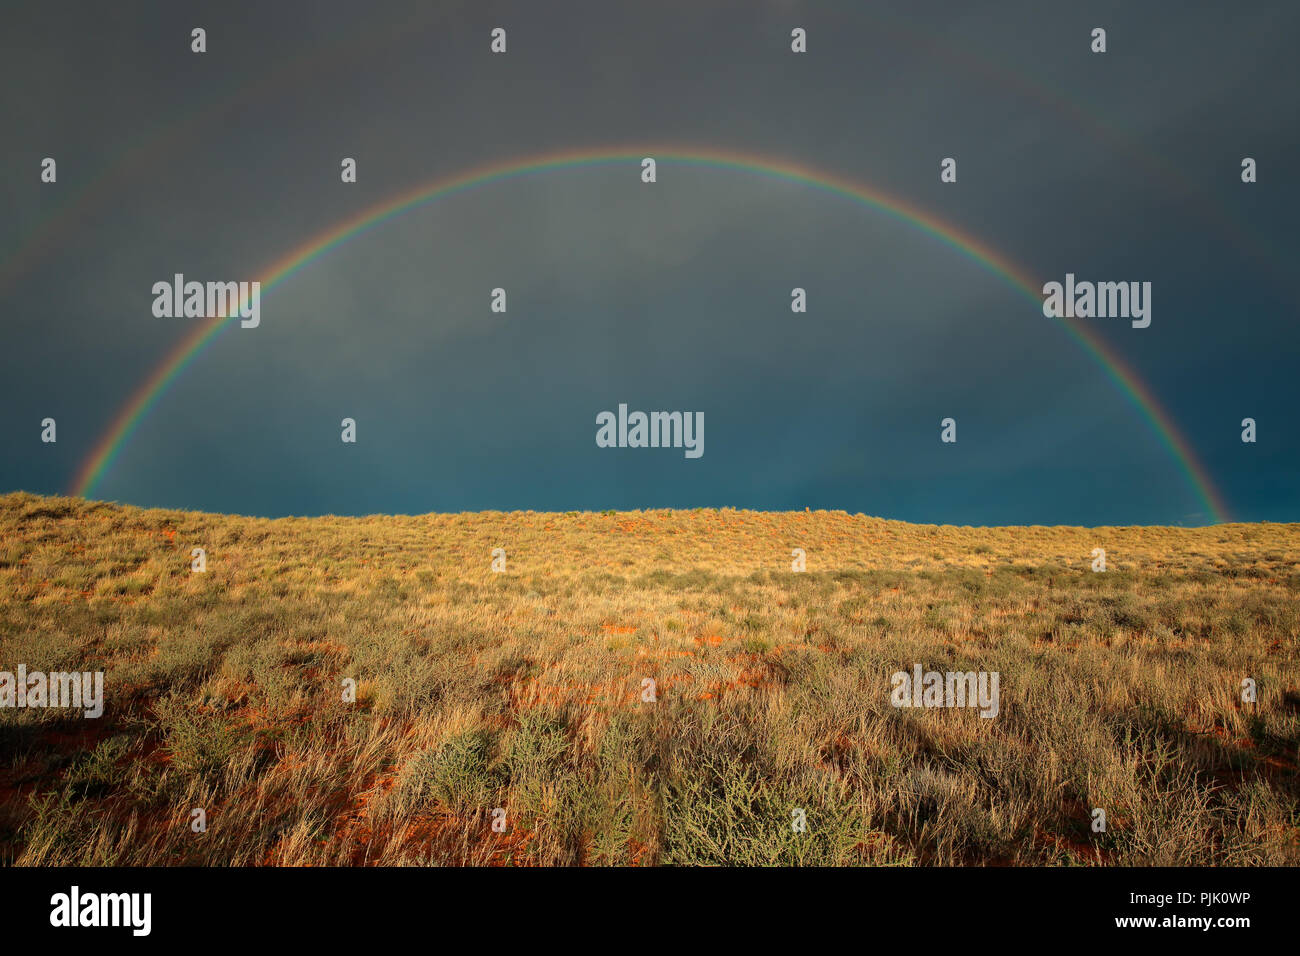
[2, 0, 1297, 525]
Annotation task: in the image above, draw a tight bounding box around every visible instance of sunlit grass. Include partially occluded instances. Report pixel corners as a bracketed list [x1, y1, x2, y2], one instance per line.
[1, 491, 1297, 866]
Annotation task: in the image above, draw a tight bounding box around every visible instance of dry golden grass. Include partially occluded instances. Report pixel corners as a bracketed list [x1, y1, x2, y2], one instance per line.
[1, 491, 1297, 866]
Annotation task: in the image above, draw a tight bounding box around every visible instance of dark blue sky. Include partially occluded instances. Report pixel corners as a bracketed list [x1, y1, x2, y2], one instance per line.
[2, 0, 1296, 525]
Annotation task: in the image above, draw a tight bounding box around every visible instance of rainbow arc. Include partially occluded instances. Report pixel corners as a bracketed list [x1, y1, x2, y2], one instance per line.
[68, 146, 1231, 523]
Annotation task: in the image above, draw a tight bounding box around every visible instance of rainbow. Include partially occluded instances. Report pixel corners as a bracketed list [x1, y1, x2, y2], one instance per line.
[68, 146, 1231, 522]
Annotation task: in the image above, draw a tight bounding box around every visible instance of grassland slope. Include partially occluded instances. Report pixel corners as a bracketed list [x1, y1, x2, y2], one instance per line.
[1, 492, 1297, 865]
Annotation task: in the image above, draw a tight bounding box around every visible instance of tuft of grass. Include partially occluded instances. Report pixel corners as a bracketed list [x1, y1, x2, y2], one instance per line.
[394, 730, 499, 817]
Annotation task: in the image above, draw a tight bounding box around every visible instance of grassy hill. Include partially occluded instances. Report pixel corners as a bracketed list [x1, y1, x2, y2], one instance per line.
[1, 491, 1297, 865]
